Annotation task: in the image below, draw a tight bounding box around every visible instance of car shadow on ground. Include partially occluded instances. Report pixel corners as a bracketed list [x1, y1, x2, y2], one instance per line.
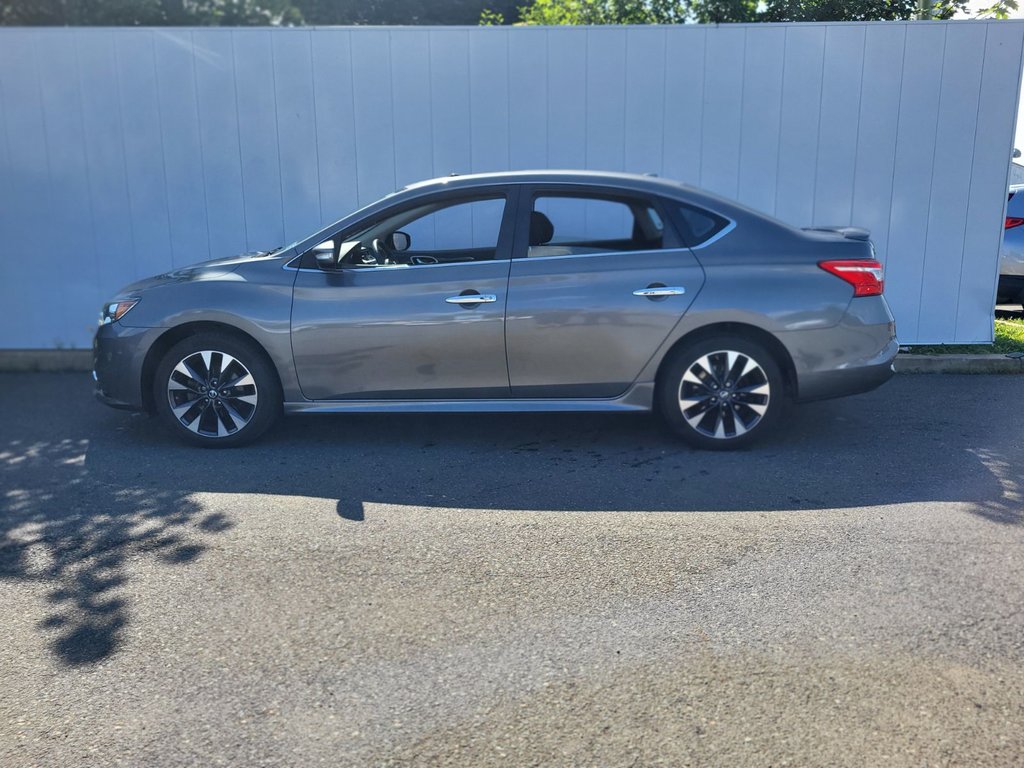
[1, 373, 1021, 666]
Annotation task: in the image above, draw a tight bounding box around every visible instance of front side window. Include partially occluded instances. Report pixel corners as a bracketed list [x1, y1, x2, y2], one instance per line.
[313, 195, 507, 269]
[398, 197, 506, 255]
[527, 194, 666, 258]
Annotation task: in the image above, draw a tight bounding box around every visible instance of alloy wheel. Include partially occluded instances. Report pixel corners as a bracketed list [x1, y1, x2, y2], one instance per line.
[678, 349, 770, 439]
[166, 350, 259, 438]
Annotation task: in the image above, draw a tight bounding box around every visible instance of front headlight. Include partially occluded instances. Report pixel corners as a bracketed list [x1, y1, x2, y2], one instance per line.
[99, 299, 139, 325]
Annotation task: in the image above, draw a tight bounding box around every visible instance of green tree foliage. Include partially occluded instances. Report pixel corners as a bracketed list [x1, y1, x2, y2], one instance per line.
[757, 0, 970, 22]
[0, 0, 526, 26]
[681, 0, 755, 23]
[1, 0, 303, 25]
[2, 0, 1016, 25]
[292, 0, 521, 25]
[479, 7, 505, 23]
[518, 0, 686, 24]
[976, 0, 1020, 17]
[292, 0, 516, 24]
[513, 0, 1012, 23]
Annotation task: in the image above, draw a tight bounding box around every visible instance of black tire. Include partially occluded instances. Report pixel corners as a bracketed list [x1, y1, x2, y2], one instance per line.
[153, 332, 281, 448]
[656, 335, 785, 450]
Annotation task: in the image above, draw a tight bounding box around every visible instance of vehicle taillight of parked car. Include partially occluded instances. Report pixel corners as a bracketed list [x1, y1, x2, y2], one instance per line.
[818, 259, 885, 297]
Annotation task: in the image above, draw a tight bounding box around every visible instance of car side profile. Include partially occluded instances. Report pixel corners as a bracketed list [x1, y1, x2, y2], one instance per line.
[93, 170, 898, 449]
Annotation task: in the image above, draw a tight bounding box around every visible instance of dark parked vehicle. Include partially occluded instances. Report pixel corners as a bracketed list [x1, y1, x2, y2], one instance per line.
[94, 170, 897, 449]
[998, 184, 1024, 309]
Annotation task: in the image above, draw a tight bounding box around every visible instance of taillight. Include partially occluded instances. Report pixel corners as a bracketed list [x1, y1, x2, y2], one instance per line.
[1006, 217, 1024, 229]
[818, 259, 885, 297]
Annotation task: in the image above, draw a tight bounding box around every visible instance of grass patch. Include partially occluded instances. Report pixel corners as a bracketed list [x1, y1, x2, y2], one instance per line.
[909, 316, 1024, 355]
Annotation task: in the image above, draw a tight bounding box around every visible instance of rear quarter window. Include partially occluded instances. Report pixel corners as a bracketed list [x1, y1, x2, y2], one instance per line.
[674, 203, 731, 248]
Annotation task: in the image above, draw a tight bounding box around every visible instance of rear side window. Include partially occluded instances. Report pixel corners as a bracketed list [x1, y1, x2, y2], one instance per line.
[528, 194, 666, 258]
[675, 203, 730, 248]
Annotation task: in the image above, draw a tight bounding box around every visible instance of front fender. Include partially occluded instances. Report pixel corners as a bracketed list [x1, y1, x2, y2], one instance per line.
[119, 277, 302, 402]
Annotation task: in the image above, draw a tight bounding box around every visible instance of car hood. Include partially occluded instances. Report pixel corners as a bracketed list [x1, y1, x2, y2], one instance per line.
[116, 251, 283, 296]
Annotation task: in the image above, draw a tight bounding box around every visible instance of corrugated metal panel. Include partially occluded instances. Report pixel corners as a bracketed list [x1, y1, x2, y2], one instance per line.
[0, 22, 1021, 348]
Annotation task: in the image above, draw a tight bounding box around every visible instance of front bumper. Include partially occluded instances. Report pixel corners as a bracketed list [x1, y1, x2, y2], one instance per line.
[92, 369, 137, 410]
[93, 323, 162, 411]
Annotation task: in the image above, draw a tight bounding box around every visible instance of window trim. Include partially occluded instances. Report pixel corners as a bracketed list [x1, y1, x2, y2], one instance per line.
[290, 258, 507, 274]
[689, 218, 736, 250]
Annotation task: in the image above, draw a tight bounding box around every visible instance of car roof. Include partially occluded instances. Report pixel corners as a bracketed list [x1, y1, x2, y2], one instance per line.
[399, 169, 698, 198]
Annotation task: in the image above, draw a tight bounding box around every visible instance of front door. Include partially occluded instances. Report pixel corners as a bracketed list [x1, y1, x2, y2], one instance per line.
[505, 188, 706, 398]
[290, 191, 516, 400]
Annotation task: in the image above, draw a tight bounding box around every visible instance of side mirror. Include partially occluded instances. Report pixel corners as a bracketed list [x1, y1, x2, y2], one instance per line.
[315, 251, 338, 270]
[388, 231, 410, 252]
[312, 239, 337, 270]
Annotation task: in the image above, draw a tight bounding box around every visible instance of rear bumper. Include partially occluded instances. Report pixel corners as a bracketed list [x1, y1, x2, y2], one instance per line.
[794, 339, 897, 402]
[997, 274, 1024, 303]
[778, 295, 898, 403]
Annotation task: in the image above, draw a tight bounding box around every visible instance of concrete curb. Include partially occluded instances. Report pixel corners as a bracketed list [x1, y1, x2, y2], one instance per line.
[895, 353, 1024, 374]
[1, 349, 1022, 375]
[0, 349, 92, 372]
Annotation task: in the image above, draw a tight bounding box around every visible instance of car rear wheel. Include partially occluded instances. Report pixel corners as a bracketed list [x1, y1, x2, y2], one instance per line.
[657, 335, 785, 450]
[153, 332, 281, 447]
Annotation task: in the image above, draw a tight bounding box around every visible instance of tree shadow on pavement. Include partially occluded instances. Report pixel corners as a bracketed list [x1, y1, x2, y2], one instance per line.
[0, 372, 1020, 666]
[0, 406, 233, 666]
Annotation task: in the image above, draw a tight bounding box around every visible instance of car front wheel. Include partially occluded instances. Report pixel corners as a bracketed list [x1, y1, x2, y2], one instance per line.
[153, 332, 281, 447]
[657, 335, 784, 450]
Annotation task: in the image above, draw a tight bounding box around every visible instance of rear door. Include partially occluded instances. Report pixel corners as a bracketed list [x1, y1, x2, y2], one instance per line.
[505, 187, 706, 398]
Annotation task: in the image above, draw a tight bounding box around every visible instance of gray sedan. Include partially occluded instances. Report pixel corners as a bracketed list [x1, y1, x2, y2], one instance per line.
[93, 170, 897, 449]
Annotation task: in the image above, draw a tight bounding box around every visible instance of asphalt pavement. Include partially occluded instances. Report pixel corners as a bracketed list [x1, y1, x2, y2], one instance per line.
[1, 372, 1023, 767]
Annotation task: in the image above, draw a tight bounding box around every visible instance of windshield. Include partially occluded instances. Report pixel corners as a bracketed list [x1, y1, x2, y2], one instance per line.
[283, 188, 406, 255]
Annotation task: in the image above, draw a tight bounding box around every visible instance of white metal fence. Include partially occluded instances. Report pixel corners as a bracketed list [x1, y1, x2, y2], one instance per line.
[0, 21, 1021, 348]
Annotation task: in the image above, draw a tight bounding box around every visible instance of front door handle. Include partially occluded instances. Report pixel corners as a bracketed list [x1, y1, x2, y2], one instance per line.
[445, 293, 497, 305]
[633, 285, 686, 297]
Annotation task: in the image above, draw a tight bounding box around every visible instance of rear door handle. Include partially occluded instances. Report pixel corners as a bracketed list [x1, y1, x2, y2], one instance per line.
[633, 286, 686, 297]
[445, 293, 497, 305]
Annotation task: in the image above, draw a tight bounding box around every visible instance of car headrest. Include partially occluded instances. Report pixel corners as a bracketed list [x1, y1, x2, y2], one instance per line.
[529, 211, 554, 246]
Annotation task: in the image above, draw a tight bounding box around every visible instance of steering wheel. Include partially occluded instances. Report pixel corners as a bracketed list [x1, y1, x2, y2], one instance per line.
[371, 237, 391, 264]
